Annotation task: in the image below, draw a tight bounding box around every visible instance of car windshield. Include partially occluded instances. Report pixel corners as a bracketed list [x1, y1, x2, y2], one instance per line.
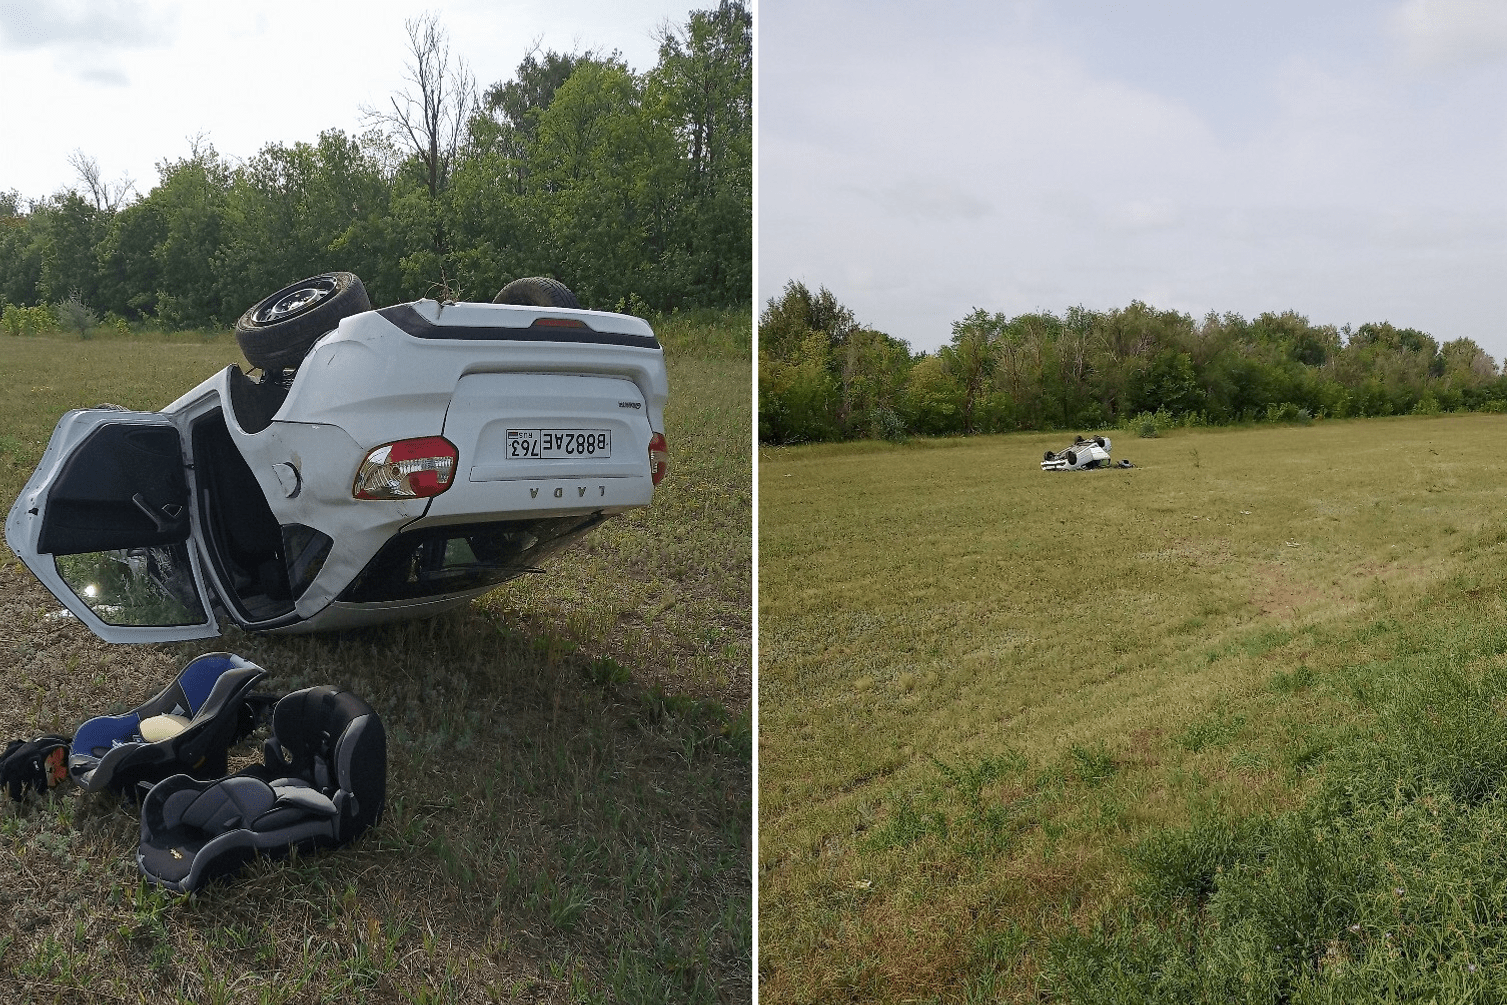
[338, 514, 607, 604]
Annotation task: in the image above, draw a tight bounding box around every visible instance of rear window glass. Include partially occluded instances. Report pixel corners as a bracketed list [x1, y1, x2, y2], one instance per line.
[338, 515, 606, 604]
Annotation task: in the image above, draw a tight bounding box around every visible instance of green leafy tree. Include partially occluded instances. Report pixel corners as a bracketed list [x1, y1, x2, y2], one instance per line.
[476, 46, 609, 179]
[946, 308, 1003, 434]
[145, 142, 233, 328]
[837, 327, 914, 437]
[902, 354, 964, 435]
[648, 0, 752, 306]
[758, 280, 856, 362]
[759, 331, 839, 443]
[218, 129, 395, 309]
[1129, 349, 1203, 417]
[38, 192, 107, 306]
[0, 194, 44, 308]
[530, 59, 690, 307]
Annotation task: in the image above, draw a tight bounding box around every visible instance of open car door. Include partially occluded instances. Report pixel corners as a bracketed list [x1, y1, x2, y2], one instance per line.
[4, 409, 220, 642]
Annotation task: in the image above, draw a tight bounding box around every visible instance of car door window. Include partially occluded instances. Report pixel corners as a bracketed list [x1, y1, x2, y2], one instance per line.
[54, 544, 207, 627]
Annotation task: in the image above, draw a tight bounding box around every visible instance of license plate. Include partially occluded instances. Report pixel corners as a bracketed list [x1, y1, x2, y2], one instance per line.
[506, 429, 612, 459]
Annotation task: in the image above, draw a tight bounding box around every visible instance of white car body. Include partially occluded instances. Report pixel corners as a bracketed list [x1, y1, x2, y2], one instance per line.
[5, 299, 668, 643]
[1041, 436, 1112, 471]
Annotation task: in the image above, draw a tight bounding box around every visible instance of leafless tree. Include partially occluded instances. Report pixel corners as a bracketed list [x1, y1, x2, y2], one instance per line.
[67, 149, 135, 211]
[366, 13, 476, 198]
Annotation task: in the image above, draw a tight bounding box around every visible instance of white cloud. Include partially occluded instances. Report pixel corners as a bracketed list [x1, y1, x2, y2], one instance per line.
[864, 177, 994, 221]
[0, 0, 173, 50]
[1108, 198, 1180, 234]
[76, 65, 130, 87]
[1389, 0, 1507, 70]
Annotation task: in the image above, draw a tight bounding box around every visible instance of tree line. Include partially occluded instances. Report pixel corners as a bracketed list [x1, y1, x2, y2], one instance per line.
[759, 280, 1506, 443]
[0, 2, 750, 332]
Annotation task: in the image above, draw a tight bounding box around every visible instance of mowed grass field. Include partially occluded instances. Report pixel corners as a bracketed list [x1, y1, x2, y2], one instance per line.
[0, 314, 751, 1004]
[759, 415, 1507, 1002]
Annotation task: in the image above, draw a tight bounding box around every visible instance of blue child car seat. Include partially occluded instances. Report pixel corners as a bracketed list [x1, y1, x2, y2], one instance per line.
[137, 685, 386, 892]
[69, 653, 266, 796]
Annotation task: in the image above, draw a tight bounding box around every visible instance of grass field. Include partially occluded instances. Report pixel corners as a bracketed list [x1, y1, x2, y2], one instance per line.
[759, 415, 1507, 1002]
[0, 313, 751, 1004]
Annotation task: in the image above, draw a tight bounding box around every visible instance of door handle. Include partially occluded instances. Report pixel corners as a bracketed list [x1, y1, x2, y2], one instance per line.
[132, 493, 186, 535]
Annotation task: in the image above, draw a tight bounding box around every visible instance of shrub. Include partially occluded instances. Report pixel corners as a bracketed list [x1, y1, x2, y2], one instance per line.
[101, 311, 132, 337]
[55, 291, 98, 339]
[3, 303, 57, 336]
[1124, 407, 1177, 438]
[1264, 402, 1312, 425]
[869, 406, 908, 442]
[1411, 393, 1441, 416]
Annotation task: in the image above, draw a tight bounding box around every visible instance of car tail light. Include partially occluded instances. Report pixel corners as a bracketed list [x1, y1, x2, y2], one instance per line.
[648, 431, 668, 486]
[353, 436, 458, 500]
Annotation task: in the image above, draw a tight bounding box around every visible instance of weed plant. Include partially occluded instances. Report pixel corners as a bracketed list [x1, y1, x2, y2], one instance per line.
[1050, 642, 1507, 1003]
[760, 415, 1507, 1002]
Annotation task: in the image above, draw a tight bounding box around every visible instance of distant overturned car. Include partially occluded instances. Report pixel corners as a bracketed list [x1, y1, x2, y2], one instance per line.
[1041, 435, 1132, 471]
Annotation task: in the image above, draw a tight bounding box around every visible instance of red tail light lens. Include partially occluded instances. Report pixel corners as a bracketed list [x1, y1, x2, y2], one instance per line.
[648, 431, 668, 486]
[353, 436, 459, 500]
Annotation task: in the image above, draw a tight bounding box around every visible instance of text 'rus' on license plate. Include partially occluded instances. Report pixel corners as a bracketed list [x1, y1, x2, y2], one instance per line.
[506, 429, 612, 459]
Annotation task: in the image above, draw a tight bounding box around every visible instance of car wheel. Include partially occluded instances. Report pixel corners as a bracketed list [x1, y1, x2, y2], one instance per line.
[493, 277, 581, 309]
[1093, 436, 1106, 448]
[235, 272, 372, 372]
[1043, 450, 1055, 461]
[1065, 450, 1078, 466]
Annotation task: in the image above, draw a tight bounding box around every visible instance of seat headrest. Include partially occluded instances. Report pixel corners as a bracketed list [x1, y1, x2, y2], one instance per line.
[271, 687, 379, 775]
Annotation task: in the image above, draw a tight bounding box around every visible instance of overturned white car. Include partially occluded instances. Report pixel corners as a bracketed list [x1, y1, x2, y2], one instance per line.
[1041, 435, 1131, 471]
[5, 274, 669, 643]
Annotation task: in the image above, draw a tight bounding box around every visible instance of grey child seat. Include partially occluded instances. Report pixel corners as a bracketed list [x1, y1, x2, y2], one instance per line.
[137, 686, 386, 893]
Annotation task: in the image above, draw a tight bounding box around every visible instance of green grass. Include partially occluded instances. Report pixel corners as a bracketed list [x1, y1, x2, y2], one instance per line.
[758, 415, 1507, 1002]
[0, 317, 750, 1003]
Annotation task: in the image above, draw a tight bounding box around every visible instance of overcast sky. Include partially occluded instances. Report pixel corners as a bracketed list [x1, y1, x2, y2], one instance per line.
[758, 0, 1507, 360]
[0, 0, 684, 201]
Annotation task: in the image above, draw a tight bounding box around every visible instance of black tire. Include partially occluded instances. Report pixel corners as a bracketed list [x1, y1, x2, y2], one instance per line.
[1043, 450, 1055, 462]
[1065, 450, 1078, 466]
[235, 272, 371, 372]
[1093, 436, 1106, 448]
[493, 277, 580, 309]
